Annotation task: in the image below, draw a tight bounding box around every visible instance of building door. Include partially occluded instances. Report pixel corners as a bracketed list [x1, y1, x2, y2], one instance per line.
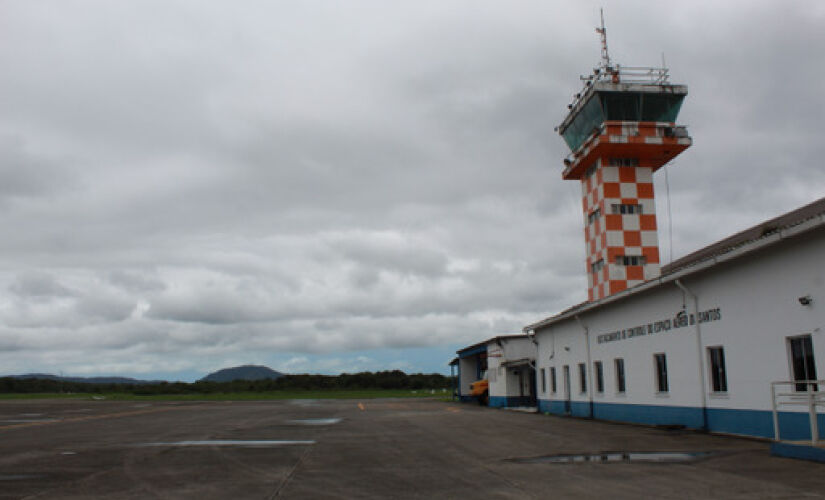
[528, 367, 538, 406]
[563, 365, 571, 414]
[790, 335, 818, 391]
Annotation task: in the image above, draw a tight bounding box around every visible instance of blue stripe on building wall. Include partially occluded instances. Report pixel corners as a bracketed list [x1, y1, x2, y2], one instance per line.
[706, 407, 825, 440]
[489, 396, 535, 408]
[489, 396, 506, 408]
[594, 401, 704, 429]
[539, 400, 567, 414]
[538, 399, 590, 417]
[771, 442, 825, 463]
[537, 399, 825, 440]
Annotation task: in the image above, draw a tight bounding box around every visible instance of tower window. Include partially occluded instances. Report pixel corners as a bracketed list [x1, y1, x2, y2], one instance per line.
[591, 259, 605, 274]
[615, 255, 647, 266]
[609, 158, 639, 167]
[587, 208, 601, 224]
[578, 363, 587, 393]
[611, 203, 643, 215]
[550, 367, 557, 393]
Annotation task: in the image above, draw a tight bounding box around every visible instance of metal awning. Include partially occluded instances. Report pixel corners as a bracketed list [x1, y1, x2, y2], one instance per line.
[500, 358, 534, 368]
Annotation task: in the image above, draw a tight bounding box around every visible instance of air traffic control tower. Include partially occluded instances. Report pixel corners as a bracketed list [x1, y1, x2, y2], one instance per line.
[557, 16, 692, 301]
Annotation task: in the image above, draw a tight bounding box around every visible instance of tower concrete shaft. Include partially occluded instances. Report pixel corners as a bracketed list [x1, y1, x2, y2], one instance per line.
[558, 68, 691, 301]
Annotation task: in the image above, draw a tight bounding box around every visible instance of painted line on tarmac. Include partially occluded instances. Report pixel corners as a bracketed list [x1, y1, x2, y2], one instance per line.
[0, 406, 186, 432]
[139, 440, 316, 447]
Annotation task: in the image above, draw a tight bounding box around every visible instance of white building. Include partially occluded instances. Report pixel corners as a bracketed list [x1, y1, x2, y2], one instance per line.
[525, 198, 825, 439]
[454, 335, 537, 407]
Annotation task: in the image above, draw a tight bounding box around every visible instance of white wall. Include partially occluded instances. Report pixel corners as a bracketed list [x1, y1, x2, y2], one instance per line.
[458, 356, 480, 397]
[487, 337, 536, 399]
[536, 227, 825, 413]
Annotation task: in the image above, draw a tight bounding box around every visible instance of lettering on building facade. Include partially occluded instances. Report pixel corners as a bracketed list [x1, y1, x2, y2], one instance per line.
[596, 308, 721, 344]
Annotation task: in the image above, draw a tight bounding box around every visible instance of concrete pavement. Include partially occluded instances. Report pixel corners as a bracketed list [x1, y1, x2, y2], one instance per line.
[0, 398, 823, 498]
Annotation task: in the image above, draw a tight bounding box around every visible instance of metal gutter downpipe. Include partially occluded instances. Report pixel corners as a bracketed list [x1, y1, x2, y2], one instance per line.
[575, 315, 594, 418]
[526, 330, 539, 407]
[675, 279, 708, 431]
[526, 329, 538, 370]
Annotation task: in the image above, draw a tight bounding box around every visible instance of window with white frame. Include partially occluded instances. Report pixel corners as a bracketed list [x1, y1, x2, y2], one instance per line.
[588, 208, 601, 224]
[540, 368, 546, 393]
[654, 353, 668, 393]
[789, 335, 817, 392]
[707, 346, 727, 393]
[615, 255, 647, 266]
[611, 203, 643, 215]
[615, 358, 626, 393]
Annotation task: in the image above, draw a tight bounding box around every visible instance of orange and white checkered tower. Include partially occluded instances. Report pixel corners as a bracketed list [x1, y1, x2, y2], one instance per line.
[557, 12, 692, 301]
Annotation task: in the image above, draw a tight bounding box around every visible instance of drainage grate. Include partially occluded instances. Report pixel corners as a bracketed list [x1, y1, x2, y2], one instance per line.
[510, 451, 714, 464]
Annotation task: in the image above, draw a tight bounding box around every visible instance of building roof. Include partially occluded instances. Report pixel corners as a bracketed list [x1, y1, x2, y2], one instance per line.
[662, 196, 825, 274]
[456, 334, 528, 356]
[524, 196, 825, 333]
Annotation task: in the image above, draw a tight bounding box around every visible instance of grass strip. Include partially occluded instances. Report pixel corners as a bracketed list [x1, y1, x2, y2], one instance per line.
[0, 389, 452, 401]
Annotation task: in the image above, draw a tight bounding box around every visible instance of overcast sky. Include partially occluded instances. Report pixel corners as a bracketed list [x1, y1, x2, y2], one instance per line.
[1, 1, 823, 381]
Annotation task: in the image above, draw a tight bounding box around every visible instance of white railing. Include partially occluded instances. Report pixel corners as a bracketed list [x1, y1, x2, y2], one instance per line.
[771, 380, 825, 445]
[580, 65, 671, 85]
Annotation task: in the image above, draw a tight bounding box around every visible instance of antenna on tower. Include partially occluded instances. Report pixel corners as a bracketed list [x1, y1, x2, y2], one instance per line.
[596, 8, 611, 71]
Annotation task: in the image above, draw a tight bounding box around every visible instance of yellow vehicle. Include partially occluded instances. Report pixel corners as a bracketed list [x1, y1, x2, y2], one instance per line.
[470, 371, 489, 405]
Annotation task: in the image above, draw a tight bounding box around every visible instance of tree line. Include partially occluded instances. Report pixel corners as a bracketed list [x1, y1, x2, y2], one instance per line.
[0, 370, 455, 394]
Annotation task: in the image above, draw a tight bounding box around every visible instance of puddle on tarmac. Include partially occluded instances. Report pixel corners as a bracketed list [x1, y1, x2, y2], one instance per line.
[289, 400, 319, 406]
[288, 418, 342, 426]
[1, 419, 59, 423]
[511, 451, 714, 464]
[0, 474, 46, 481]
[139, 440, 316, 447]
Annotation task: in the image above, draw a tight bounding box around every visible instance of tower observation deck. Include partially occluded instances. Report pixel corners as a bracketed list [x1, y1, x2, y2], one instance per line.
[557, 16, 692, 301]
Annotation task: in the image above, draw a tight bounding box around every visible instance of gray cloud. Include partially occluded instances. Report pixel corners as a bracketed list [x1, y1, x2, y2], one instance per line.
[107, 270, 166, 293]
[9, 271, 75, 298]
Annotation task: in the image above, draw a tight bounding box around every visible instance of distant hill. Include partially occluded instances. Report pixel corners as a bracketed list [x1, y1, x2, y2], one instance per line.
[10, 373, 164, 384]
[199, 365, 284, 383]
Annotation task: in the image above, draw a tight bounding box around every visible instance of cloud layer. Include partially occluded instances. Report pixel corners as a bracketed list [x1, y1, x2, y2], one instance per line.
[1, 1, 823, 379]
